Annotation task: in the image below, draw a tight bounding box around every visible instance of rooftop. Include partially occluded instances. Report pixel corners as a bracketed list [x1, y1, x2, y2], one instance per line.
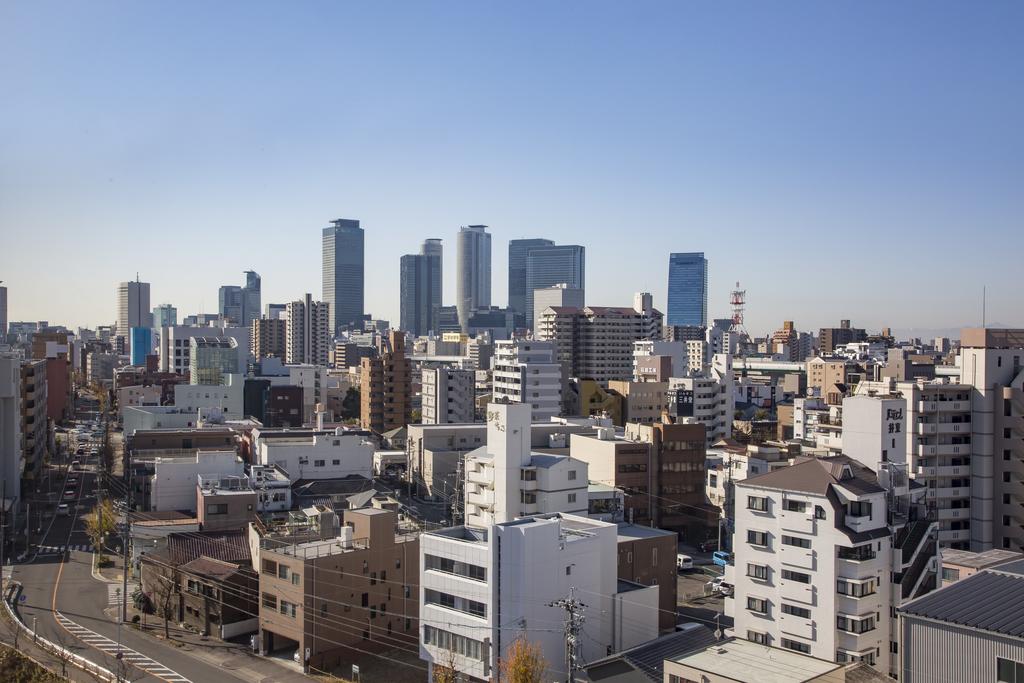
[179, 555, 246, 581]
[900, 563, 1024, 638]
[741, 455, 884, 496]
[585, 623, 717, 683]
[941, 548, 1023, 569]
[616, 523, 676, 542]
[668, 638, 841, 683]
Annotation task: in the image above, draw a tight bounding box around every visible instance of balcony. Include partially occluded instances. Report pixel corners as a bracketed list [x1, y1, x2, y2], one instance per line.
[918, 401, 938, 413]
[931, 486, 970, 499]
[937, 400, 969, 412]
[916, 422, 937, 435]
[937, 507, 970, 520]
[936, 422, 970, 435]
[936, 444, 969, 456]
[937, 528, 970, 542]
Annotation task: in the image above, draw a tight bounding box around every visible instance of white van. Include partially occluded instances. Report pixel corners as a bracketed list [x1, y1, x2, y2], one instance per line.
[676, 553, 694, 571]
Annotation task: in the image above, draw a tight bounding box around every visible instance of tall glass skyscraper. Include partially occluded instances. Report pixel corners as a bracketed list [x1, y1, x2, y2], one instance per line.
[666, 252, 708, 327]
[524, 244, 585, 327]
[400, 238, 443, 336]
[507, 238, 554, 321]
[322, 218, 365, 335]
[456, 225, 491, 332]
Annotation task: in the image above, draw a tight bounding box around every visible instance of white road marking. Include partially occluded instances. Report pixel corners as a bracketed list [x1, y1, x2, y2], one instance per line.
[55, 612, 193, 682]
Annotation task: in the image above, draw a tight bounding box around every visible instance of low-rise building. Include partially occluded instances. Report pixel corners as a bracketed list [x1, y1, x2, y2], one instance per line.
[196, 473, 257, 531]
[938, 547, 1022, 586]
[257, 508, 419, 672]
[421, 367, 475, 424]
[253, 427, 373, 480]
[664, 637, 851, 683]
[616, 523, 678, 632]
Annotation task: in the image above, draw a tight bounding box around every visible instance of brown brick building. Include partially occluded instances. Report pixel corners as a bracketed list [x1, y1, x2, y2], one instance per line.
[360, 331, 411, 433]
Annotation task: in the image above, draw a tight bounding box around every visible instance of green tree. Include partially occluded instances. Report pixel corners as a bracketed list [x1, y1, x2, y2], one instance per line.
[85, 498, 117, 563]
[340, 387, 361, 419]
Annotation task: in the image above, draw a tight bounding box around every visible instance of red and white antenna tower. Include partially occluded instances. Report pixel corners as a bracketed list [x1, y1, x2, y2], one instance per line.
[729, 281, 746, 334]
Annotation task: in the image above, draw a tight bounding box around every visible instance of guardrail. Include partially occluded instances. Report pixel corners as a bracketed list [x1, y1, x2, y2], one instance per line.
[2, 581, 115, 682]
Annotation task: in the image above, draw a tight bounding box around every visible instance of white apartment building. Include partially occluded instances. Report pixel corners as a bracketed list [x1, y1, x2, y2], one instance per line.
[536, 292, 662, 386]
[706, 318, 739, 360]
[173, 374, 244, 418]
[705, 442, 787, 512]
[794, 396, 843, 454]
[149, 450, 243, 512]
[287, 364, 326, 424]
[248, 464, 292, 512]
[160, 324, 249, 375]
[422, 367, 475, 424]
[668, 353, 735, 446]
[0, 354, 23, 507]
[491, 339, 561, 422]
[285, 294, 330, 366]
[116, 384, 162, 416]
[419, 513, 658, 682]
[727, 456, 937, 677]
[632, 340, 688, 379]
[254, 427, 373, 481]
[464, 403, 589, 527]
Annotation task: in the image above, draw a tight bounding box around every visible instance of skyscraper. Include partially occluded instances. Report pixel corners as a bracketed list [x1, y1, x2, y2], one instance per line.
[116, 280, 152, 336]
[285, 294, 331, 366]
[0, 283, 7, 342]
[507, 238, 554, 321]
[152, 303, 178, 328]
[400, 238, 443, 337]
[524, 244, 585, 328]
[666, 253, 708, 328]
[456, 225, 491, 332]
[218, 271, 261, 326]
[322, 218, 365, 335]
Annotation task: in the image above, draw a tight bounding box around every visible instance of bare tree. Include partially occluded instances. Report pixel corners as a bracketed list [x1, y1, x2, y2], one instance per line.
[151, 569, 180, 640]
[500, 636, 547, 683]
[51, 626, 76, 678]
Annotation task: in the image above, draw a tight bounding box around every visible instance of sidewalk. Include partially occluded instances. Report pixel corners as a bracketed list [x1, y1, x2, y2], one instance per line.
[114, 603, 312, 682]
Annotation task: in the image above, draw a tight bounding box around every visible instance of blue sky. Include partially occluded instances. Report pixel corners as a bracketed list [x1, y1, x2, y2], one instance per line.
[2, 2, 1021, 336]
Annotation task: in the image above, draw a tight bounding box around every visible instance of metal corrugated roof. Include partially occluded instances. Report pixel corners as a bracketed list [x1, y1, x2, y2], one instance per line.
[900, 569, 1024, 637]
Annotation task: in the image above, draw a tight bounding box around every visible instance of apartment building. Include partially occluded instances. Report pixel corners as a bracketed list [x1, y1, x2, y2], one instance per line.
[360, 330, 411, 433]
[259, 508, 419, 672]
[959, 328, 1024, 552]
[819, 320, 867, 355]
[0, 354, 23, 507]
[464, 403, 589, 527]
[253, 427, 373, 481]
[419, 513, 658, 681]
[727, 456, 938, 677]
[807, 356, 863, 406]
[491, 339, 561, 422]
[667, 354, 735, 446]
[196, 473, 257, 531]
[20, 358, 48, 483]
[633, 339, 689, 379]
[285, 294, 331, 366]
[609, 380, 668, 425]
[250, 317, 286, 362]
[535, 293, 662, 386]
[421, 367, 475, 424]
[570, 429, 652, 524]
[615, 523, 679, 632]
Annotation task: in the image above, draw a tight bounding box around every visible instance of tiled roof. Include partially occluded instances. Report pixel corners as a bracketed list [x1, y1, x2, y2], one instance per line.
[585, 624, 717, 682]
[179, 555, 244, 581]
[163, 529, 251, 565]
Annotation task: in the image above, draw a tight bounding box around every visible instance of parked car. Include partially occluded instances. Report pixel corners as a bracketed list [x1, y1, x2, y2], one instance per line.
[706, 576, 733, 596]
[56, 503, 70, 517]
[75, 447, 85, 456]
[676, 553, 694, 571]
[63, 490, 76, 500]
[71, 460, 81, 470]
[712, 551, 732, 568]
[698, 539, 719, 553]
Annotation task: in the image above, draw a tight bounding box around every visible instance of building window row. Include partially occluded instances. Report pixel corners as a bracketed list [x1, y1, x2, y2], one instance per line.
[747, 496, 768, 512]
[837, 578, 876, 597]
[781, 638, 810, 654]
[836, 614, 876, 634]
[781, 535, 811, 549]
[423, 625, 486, 662]
[781, 603, 811, 618]
[781, 569, 811, 584]
[424, 554, 487, 582]
[425, 589, 486, 619]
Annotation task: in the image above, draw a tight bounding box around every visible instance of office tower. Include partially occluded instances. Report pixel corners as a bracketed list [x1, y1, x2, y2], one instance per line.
[421, 367, 475, 424]
[189, 336, 239, 385]
[455, 225, 491, 332]
[507, 238, 554, 321]
[285, 294, 331, 366]
[117, 279, 152, 335]
[0, 283, 7, 341]
[492, 339, 562, 421]
[360, 331, 411, 432]
[322, 218, 364, 334]
[251, 318, 287, 362]
[532, 284, 585, 333]
[400, 238, 443, 337]
[819, 320, 867, 354]
[264, 303, 287, 320]
[666, 252, 708, 328]
[129, 327, 152, 366]
[152, 304, 178, 328]
[218, 271, 261, 326]
[524, 244, 585, 329]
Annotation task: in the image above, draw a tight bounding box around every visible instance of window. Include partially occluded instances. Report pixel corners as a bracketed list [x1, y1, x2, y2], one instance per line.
[568, 470, 577, 481]
[837, 579, 875, 597]
[206, 503, 227, 515]
[748, 631, 768, 645]
[279, 600, 297, 618]
[747, 496, 768, 512]
[747, 564, 768, 580]
[424, 555, 486, 581]
[814, 505, 826, 519]
[782, 535, 811, 549]
[618, 463, 647, 473]
[568, 493, 577, 504]
[333, 459, 340, 466]
[292, 573, 300, 586]
[261, 593, 277, 609]
[520, 491, 536, 504]
[781, 604, 811, 618]
[370, 572, 377, 585]
[521, 469, 537, 481]
[997, 657, 1024, 683]
[278, 565, 289, 580]
[652, 548, 658, 566]
[261, 559, 277, 576]
[423, 625, 486, 662]
[781, 638, 810, 654]
[747, 530, 768, 546]
[784, 499, 807, 513]
[941, 567, 960, 582]
[838, 545, 876, 561]
[782, 569, 811, 584]
[746, 597, 768, 614]
[837, 615, 875, 634]
[361, 593, 368, 607]
[314, 459, 325, 467]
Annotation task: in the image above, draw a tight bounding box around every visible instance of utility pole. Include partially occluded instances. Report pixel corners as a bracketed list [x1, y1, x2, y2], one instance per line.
[549, 587, 586, 683]
[121, 485, 131, 622]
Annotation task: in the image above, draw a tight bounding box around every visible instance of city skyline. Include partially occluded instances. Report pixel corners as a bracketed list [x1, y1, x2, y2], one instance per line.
[2, 3, 1022, 334]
